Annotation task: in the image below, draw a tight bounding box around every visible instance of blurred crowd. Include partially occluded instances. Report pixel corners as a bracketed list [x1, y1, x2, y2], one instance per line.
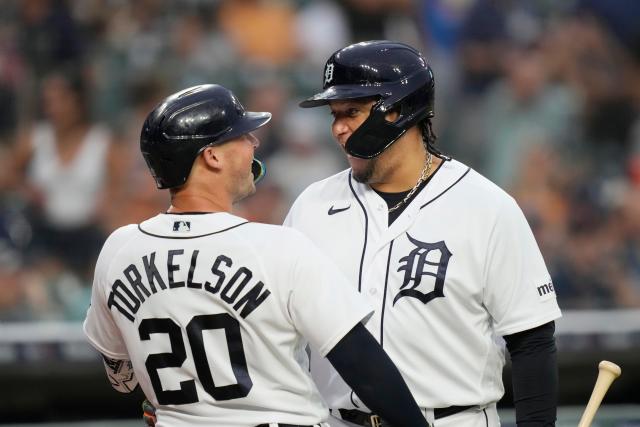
[0, 0, 638, 322]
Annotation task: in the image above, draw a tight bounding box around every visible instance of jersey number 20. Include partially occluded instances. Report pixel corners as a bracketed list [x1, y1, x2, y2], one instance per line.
[139, 313, 252, 405]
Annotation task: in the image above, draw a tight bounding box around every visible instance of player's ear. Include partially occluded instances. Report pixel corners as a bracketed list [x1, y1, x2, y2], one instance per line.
[200, 146, 223, 171]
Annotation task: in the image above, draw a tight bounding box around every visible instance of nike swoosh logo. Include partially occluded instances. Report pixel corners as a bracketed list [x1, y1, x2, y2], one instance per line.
[328, 205, 351, 215]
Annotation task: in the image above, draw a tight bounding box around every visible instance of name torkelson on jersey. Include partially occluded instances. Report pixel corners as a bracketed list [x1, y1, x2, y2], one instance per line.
[107, 250, 271, 322]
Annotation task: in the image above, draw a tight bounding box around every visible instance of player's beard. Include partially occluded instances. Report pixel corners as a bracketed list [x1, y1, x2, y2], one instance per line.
[350, 156, 378, 184]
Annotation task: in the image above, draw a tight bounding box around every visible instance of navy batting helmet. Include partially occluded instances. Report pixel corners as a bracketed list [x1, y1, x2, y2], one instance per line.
[300, 40, 435, 159]
[140, 84, 271, 189]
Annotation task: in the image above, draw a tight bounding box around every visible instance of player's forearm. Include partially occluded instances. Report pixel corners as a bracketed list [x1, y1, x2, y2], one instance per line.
[327, 323, 428, 427]
[101, 355, 139, 393]
[505, 321, 558, 426]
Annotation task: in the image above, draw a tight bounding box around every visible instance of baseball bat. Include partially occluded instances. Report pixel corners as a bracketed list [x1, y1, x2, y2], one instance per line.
[576, 360, 622, 427]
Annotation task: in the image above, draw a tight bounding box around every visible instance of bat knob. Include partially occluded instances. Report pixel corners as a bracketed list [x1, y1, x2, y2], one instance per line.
[598, 360, 622, 378]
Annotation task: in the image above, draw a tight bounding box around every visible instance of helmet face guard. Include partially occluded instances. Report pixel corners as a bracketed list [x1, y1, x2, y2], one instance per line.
[346, 108, 406, 158]
[300, 40, 435, 159]
[140, 85, 271, 189]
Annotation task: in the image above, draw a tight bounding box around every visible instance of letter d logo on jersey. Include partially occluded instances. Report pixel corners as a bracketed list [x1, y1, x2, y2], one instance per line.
[394, 233, 452, 306]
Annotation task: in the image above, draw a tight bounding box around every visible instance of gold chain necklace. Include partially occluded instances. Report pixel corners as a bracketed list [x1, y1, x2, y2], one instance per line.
[388, 152, 433, 213]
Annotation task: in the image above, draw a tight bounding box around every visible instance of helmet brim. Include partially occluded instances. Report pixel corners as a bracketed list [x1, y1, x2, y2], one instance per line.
[232, 111, 272, 137]
[213, 111, 272, 145]
[299, 85, 382, 108]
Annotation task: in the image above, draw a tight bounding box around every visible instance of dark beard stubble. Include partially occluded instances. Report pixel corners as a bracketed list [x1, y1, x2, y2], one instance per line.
[351, 157, 377, 184]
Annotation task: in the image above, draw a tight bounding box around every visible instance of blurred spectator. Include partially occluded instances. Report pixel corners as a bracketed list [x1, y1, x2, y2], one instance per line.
[420, 0, 469, 54]
[341, 0, 415, 42]
[510, 145, 570, 258]
[15, 0, 86, 123]
[417, 0, 474, 121]
[545, 16, 635, 173]
[575, 0, 640, 51]
[0, 208, 31, 321]
[459, 4, 506, 93]
[91, 0, 169, 121]
[433, 0, 509, 166]
[0, 69, 118, 280]
[217, 0, 299, 66]
[295, 1, 351, 67]
[625, 33, 640, 186]
[242, 71, 293, 160]
[0, 251, 26, 321]
[607, 186, 640, 307]
[481, 44, 580, 188]
[0, 21, 21, 143]
[106, 75, 168, 230]
[17, 0, 84, 77]
[162, 12, 235, 89]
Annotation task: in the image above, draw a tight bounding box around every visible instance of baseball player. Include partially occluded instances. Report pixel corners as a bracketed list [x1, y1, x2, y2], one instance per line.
[83, 84, 430, 427]
[284, 41, 563, 427]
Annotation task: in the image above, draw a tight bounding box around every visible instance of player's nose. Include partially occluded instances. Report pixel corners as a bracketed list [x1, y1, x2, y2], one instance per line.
[331, 119, 350, 147]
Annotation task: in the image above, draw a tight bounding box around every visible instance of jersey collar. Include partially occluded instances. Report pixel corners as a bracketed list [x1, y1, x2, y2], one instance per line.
[413, 158, 471, 210]
[138, 212, 248, 239]
[348, 158, 472, 241]
[350, 158, 471, 209]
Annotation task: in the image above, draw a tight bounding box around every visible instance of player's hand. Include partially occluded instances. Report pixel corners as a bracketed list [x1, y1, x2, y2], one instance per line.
[142, 399, 157, 426]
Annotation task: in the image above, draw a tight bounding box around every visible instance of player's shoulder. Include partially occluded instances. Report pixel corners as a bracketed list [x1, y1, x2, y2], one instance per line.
[447, 158, 517, 208]
[241, 221, 325, 265]
[94, 224, 139, 276]
[104, 223, 139, 244]
[243, 221, 316, 247]
[289, 168, 351, 210]
[297, 168, 351, 197]
[435, 158, 525, 230]
[100, 224, 139, 256]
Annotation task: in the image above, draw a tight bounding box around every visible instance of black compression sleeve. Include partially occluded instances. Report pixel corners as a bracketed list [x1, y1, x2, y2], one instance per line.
[326, 323, 428, 427]
[504, 321, 558, 427]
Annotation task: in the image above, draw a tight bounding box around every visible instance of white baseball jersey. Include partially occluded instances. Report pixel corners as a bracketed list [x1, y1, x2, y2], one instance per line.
[84, 212, 373, 427]
[284, 158, 561, 411]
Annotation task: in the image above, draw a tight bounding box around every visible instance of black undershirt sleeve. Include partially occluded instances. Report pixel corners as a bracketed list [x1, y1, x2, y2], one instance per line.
[504, 321, 558, 427]
[326, 322, 428, 427]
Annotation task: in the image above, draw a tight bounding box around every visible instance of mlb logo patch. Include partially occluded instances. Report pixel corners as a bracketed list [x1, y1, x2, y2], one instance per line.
[173, 221, 191, 232]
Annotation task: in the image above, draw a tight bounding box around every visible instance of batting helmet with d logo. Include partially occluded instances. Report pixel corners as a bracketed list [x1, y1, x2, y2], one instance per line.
[300, 41, 435, 159]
